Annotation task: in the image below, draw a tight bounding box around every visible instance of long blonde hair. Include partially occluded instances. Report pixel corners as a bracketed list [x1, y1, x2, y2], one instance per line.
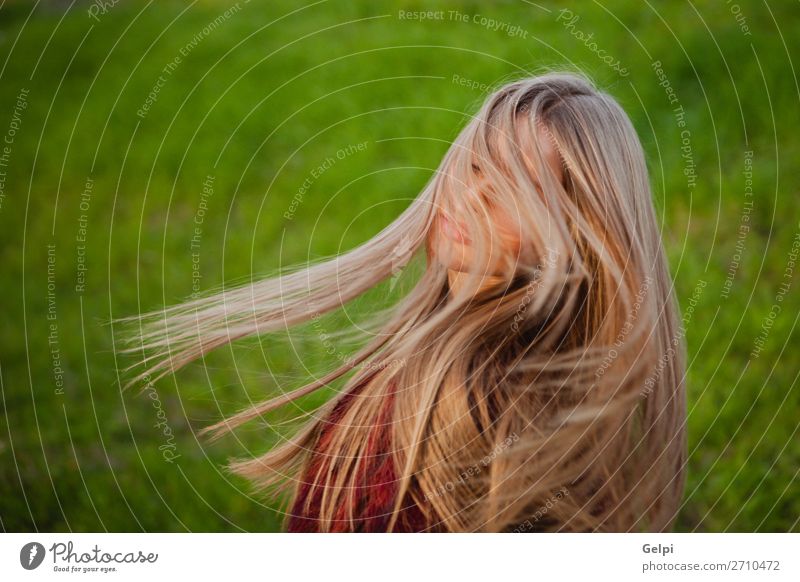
[121, 72, 686, 532]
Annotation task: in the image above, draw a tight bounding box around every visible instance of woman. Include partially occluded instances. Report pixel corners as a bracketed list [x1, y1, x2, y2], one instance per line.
[123, 72, 687, 532]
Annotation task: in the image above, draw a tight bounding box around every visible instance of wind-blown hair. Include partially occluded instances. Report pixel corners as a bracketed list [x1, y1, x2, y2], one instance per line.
[120, 72, 686, 532]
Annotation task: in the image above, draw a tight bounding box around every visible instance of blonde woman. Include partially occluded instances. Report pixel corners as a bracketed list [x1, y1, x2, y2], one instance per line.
[123, 72, 687, 532]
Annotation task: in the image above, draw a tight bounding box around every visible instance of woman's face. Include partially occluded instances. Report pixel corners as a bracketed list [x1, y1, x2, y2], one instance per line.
[430, 123, 564, 279]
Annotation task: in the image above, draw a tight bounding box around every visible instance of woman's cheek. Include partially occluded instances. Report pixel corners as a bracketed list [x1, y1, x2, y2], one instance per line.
[428, 212, 523, 275]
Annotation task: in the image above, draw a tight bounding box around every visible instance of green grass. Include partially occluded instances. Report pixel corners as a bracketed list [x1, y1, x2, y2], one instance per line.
[0, 0, 798, 532]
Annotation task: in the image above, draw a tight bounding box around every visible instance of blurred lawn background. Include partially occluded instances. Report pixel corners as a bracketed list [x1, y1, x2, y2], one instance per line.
[0, 0, 798, 532]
